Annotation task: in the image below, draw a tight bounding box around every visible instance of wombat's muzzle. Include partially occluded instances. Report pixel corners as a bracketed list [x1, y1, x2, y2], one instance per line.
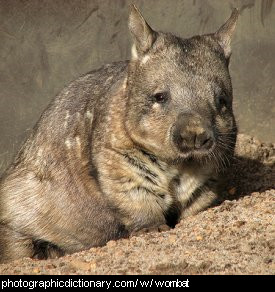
[172, 112, 214, 154]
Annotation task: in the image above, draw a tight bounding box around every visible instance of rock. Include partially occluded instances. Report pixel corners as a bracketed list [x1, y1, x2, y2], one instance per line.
[69, 260, 91, 271]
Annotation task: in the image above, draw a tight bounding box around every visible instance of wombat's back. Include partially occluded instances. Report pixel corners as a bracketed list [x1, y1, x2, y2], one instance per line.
[0, 61, 129, 262]
[2, 61, 128, 173]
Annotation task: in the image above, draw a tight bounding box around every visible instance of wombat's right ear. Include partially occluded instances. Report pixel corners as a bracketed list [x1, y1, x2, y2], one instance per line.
[215, 8, 239, 59]
[129, 4, 157, 60]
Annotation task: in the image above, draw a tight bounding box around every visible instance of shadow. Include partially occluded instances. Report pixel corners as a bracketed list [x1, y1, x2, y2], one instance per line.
[215, 155, 274, 204]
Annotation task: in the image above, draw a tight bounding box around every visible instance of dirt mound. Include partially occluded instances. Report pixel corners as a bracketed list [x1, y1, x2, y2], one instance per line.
[0, 134, 274, 275]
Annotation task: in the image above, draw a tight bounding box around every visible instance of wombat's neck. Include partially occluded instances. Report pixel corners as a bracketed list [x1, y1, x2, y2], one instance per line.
[104, 78, 135, 152]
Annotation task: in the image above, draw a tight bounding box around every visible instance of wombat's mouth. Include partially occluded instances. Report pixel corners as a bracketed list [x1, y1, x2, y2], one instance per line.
[176, 142, 216, 160]
[170, 137, 234, 171]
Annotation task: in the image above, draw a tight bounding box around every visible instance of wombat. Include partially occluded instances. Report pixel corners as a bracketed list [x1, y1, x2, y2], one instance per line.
[0, 5, 239, 262]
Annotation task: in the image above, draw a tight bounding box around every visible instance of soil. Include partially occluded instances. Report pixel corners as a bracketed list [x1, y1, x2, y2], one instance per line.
[0, 134, 274, 275]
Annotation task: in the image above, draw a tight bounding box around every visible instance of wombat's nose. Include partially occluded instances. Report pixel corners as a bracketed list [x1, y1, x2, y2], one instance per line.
[174, 129, 213, 152]
[173, 112, 214, 153]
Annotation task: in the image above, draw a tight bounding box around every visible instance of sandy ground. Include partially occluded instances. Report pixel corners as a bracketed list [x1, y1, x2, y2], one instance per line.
[0, 134, 274, 275]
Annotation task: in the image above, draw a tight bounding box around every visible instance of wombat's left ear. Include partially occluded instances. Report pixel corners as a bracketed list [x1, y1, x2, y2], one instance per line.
[215, 8, 239, 59]
[129, 4, 157, 59]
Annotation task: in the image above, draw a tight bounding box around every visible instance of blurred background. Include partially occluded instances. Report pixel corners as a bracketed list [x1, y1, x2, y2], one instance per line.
[0, 0, 274, 176]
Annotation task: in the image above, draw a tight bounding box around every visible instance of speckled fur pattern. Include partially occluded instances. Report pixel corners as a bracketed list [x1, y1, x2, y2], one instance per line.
[0, 5, 239, 262]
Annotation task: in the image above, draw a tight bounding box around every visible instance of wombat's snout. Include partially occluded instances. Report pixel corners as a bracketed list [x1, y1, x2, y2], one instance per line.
[172, 112, 214, 154]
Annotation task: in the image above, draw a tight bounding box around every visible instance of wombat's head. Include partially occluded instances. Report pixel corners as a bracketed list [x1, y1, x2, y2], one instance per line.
[125, 5, 239, 168]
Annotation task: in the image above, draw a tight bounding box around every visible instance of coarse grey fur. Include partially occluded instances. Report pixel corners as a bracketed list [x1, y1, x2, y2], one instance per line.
[0, 5, 239, 262]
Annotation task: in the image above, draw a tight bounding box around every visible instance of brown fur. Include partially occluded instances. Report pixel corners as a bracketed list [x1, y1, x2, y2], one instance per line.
[0, 6, 239, 262]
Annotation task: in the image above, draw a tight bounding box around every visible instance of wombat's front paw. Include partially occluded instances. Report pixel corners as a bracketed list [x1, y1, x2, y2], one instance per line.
[32, 240, 65, 260]
[130, 224, 171, 238]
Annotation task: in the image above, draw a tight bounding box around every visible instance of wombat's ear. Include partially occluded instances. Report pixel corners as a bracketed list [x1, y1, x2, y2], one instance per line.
[129, 4, 157, 59]
[215, 8, 239, 59]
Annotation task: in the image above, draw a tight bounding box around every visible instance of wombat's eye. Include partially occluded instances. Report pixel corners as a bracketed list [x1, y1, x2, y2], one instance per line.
[151, 92, 169, 104]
